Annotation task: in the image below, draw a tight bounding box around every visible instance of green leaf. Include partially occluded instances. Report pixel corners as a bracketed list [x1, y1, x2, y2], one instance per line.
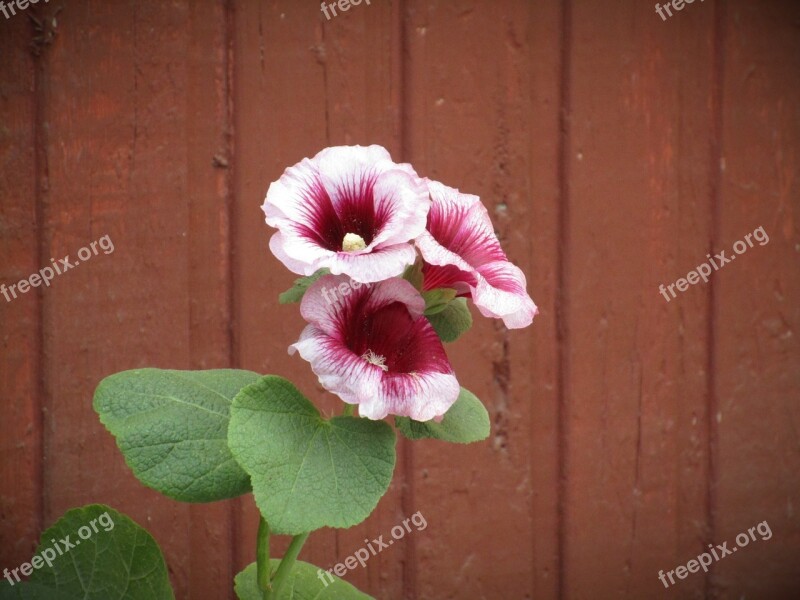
[395, 387, 490, 443]
[0, 583, 74, 599]
[426, 297, 473, 342]
[279, 269, 330, 304]
[94, 368, 260, 503]
[0, 505, 173, 600]
[234, 561, 373, 600]
[228, 376, 396, 535]
[401, 259, 424, 291]
[421, 288, 458, 316]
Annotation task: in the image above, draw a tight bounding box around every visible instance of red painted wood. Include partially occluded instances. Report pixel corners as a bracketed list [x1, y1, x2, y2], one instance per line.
[528, 1, 567, 597]
[0, 15, 43, 570]
[713, 1, 800, 597]
[563, 1, 716, 597]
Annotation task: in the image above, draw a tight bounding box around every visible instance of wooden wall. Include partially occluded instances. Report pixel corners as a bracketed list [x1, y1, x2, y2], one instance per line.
[1, 1, 798, 598]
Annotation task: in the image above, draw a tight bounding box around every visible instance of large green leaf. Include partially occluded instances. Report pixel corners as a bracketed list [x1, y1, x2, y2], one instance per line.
[421, 288, 458, 316]
[0, 505, 173, 600]
[426, 297, 473, 342]
[278, 269, 330, 304]
[396, 387, 490, 443]
[234, 561, 373, 600]
[228, 376, 396, 534]
[94, 368, 260, 502]
[0, 583, 73, 599]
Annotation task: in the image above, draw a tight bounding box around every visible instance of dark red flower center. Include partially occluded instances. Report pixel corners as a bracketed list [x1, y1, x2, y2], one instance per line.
[341, 301, 450, 375]
[298, 172, 391, 252]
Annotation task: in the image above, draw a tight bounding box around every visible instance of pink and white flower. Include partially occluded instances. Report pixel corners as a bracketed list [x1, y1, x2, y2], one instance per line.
[289, 274, 460, 421]
[416, 180, 538, 329]
[263, 145, 430, 283]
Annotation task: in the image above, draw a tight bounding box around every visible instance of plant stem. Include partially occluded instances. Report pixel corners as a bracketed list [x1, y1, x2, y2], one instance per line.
[343, 403, 355, 416]
[256, 517, 271, 599]
[270, 532, 310, 598]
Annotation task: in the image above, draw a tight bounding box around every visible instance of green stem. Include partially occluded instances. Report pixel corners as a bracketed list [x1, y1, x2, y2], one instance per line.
[270, 532, 310, 599]
[256, 517, 271, 599]
[343, 403, 355, 416]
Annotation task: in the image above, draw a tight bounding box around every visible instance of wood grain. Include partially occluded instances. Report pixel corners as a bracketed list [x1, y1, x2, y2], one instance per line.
[0, 12, 43, 570]
[563, 0, 716, 597]
[713, 0, 800, 597]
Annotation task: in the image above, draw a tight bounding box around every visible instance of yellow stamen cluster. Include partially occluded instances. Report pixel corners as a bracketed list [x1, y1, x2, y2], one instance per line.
[342, 233, 367, 252]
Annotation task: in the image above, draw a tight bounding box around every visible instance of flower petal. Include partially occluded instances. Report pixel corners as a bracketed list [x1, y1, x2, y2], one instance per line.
[289, 325, 382, 406]
[299, 274, 425, 337]
[263, 145, 430, 282]
[269, 231, 333, 276]
[417, 179, 537, 329]
[292, 275, 458, 420]
[473, 261, 539, 329]
[362, 371, 460, 421]
[327, 243, 418, 283]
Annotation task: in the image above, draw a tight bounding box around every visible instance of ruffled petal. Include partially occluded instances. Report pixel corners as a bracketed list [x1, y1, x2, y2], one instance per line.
[291, 275, 458, 420]
[416, 180, 537, 329]
[300, 274, 426, 338]
[327, 243, 418, 283]
[269, 231, 333, 276]
[263, 145, 430, 281]
[289, 325, 383, 406]
[360, 371, 460, 421]
[473, 261, 539, 329]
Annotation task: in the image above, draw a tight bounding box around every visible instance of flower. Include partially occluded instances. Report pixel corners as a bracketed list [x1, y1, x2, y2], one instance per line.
[263, 145, 430, 283]
[289, 274, 460, 421]
[416, 180, 538, 329]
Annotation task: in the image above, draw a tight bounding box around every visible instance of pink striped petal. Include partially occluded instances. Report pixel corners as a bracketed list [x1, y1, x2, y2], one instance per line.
[263, 145, 430, 282]
[417, 180, 538, 329]
[290, 275, 459, 420]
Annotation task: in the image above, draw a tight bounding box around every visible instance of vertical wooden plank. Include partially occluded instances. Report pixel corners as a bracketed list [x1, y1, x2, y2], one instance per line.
[404, 1, 537, 597]
[528, 1, 566, 598]
[37, 1, 233, 598]
[713, 1, 800, 597]
[185, 2, 237, 598]
[565, 0, 715, 597]
[0, 16, 42, 568]
[232, 4, 406, 598]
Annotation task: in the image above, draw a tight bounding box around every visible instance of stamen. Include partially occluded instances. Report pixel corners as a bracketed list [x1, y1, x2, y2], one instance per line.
[342, 232, 367, 252]
[362, 349, 389, 371]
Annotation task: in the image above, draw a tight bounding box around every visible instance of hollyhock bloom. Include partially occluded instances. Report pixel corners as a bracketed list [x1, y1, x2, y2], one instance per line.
[289, 274, 460, 421]
[416, 180, 538, 329]
[263, 145, 430, 283]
